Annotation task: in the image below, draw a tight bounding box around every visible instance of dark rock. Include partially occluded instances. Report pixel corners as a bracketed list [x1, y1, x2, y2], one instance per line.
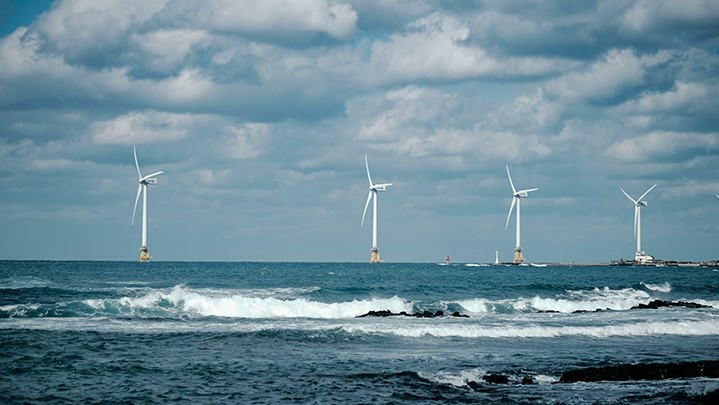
[539, 310, 561, 313]
[466, 380, 482, 390]
[631, 300, 712, 310]
[483, 374, 510, 384]
[572, 308, 608, 314]
[357, 309, 468, 318]
[521, 376, 535, 385]
[559, 361, 719, 383]
[451, 311, 470, 318]
[357, 310, 395, 318]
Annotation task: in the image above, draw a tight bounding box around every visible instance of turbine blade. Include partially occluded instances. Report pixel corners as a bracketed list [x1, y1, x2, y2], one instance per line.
[620, 188, 637, 205]
[637, 183, 657, 202]
[519, 188, 539, 194]
[365, 154, 373, 186]
[361, 190, 372, 227]
[132, 184, 142, 225]
[716, 194, 719, 199]
[506, 165, 517, 194]
[133, 146, 142, 179]
[505, 197, 516, 230]
[142, 170, 164, 181]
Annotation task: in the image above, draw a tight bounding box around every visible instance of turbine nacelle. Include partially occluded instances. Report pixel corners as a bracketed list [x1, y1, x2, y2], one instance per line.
[514, 188, 538, 198]
[371, 183, 392, 192]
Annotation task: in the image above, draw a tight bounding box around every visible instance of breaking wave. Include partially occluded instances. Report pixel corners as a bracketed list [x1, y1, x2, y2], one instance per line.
[640, 281, 672, 293]
[458, 286, 653, 314]
[1, 285, 412, 319]
[2, 283, 716, 320]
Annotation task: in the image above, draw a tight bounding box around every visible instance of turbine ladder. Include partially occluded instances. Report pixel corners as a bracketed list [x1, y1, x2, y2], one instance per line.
[513, 247, 523, 264]
[140, 246, 151, 263]
[370, 247, 381, 263]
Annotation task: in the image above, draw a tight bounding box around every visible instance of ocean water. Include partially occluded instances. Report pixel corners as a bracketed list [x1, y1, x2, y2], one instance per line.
[1, 261, 718, 404]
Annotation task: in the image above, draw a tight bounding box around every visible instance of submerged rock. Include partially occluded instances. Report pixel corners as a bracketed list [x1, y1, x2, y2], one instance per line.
[467, 374, 535, 389]
[559, 360, 719, 383]
[630, 300, 712, 310]
[669, 388, 719, 404]
[483, 374, 509, 384]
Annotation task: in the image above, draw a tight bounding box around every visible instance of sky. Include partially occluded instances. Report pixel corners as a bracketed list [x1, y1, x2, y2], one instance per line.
[0, 0, 718, 263]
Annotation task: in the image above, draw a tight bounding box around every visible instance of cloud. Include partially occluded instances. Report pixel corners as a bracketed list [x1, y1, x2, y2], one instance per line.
[367, 12, 570, 84]
[131, 29, 212, 74]
[605, 131, 719, 162]
[0, 27, 71, 77]
[487, 88, 561, 132]
[545, 48, 666, 102]
[621, 0, 719, 33]
[226, 123, 269, 159]
[90, 111, 211, 145]
[348, 85, 552, 163]
[34, 0, 166, 64]
[661, 179, 719, 199]
[181, 0, 358, 39]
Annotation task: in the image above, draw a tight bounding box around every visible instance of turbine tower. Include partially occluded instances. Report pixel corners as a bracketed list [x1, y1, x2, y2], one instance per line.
[132, 146, 164, 262]
[620, 184, 657, 264]
[361, 154, 392, 263]
[504, 165, 538, 264]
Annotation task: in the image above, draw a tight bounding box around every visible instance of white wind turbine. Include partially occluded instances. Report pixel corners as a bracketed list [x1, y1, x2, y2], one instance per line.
[132, 146, 164, 262]
[361, 154, 392, 263]
[504, 165, 538, 264]
[620, 184, 657, 264]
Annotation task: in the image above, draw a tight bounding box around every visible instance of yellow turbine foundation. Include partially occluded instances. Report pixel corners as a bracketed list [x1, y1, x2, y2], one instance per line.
[140, 246, 151, 263]
[370, 247, 381, 263]
[513, 247, 523, 264]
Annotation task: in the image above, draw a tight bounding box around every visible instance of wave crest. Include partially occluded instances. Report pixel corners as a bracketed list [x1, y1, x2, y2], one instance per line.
[83, 285, 413, 319]
[458, 286, 652, 314]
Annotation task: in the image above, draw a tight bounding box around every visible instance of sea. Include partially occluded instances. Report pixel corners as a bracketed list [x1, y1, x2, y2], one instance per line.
[1, 261, 718, 404]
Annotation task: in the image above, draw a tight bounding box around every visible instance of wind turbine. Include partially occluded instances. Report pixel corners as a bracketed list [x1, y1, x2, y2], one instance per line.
[361, 154, 392, 263]
[620, 184, 657, 264]
[132, 146, 164, 262]
[504, 165, 538, 264]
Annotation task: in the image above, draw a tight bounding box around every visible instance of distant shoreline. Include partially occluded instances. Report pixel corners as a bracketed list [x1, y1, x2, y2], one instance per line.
[1, 259, 718, 267]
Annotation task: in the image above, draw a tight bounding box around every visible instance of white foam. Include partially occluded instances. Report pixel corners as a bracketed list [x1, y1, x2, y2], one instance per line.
[343, 319, 719, 338]
[84, 285, 412, 319]
[459, 286, 653, 314]
[455, 298, 493, 313]
[426, 368, 486, 387]
[641, 281, 672, 293]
